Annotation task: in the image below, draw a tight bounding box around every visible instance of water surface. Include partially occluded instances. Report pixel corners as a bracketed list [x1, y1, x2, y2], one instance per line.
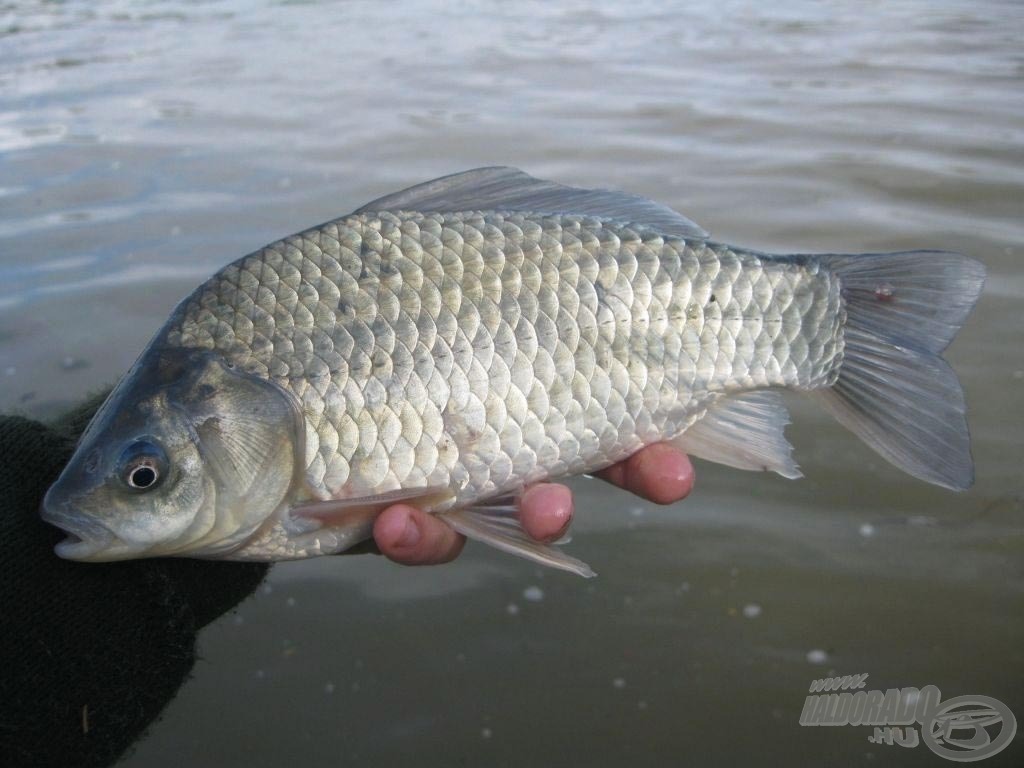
[2, 1, 1022, 765]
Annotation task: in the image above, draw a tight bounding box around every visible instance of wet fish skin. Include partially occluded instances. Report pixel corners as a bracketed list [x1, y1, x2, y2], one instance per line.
[163, 212, 841, 558]
[41, 168, 985, 574]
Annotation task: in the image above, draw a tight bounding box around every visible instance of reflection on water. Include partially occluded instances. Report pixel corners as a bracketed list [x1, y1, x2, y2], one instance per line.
[2, 1, 1022, 765]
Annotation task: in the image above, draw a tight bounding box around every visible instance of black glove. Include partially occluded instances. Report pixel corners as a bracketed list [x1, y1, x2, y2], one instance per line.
[0, 393, 269, 768]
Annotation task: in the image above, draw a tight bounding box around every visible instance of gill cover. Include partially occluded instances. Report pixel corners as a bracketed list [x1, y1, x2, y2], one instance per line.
[42, 348, 305, 560]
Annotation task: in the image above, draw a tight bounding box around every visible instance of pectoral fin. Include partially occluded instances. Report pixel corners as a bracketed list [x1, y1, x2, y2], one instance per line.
[672, 391, 802, 479]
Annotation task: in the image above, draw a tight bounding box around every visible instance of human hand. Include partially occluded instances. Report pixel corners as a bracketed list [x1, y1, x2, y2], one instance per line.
[374, 443, 694, 566]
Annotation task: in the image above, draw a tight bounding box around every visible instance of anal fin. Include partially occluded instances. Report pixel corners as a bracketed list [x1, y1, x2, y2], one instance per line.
[672, 391, 802, 479]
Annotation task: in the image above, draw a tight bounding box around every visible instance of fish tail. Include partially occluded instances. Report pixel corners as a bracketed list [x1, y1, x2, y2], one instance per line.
[814, 250, 986, 491]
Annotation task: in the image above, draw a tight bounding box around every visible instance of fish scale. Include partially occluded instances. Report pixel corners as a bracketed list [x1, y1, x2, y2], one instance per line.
[165, 211, 841, 523]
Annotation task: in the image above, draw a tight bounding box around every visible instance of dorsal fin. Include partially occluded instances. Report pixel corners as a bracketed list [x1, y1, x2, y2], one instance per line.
[354, 166, 709, 240]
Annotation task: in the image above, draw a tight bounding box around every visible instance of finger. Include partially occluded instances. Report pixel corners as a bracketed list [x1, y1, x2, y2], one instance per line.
[594, 443, 695, 505]
[373, 504, 465, 565]
[519, 483, 574, 543]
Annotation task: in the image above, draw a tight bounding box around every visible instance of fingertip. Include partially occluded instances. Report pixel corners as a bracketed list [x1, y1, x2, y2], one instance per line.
[374, 505, 465, 565]
[630, 443, 695, 505]
[374, 504, 420, 551]
[520, 483, 574, 542]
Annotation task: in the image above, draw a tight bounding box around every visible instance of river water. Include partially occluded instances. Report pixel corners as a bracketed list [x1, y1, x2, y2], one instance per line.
[2, 1, 1022, 765]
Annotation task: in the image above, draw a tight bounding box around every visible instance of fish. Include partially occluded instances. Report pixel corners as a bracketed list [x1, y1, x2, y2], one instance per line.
[41, 167, 986, 576]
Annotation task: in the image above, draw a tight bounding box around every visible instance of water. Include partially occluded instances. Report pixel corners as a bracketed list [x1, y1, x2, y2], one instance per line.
[2, 1, 1023, 765]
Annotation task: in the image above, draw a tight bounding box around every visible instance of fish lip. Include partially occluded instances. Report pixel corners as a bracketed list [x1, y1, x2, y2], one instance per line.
[53, 532, 115, 560]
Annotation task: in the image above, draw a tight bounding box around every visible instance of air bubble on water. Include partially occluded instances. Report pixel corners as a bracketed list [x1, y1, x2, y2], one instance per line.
[612, 677, 626, 689]
[233, 613, 245, 626]
[676, 581, 691, 594]
[286, 596, 296, 607]
[4, 366, 15, 376]
[629, 505, 645, 517]
[262, 583, 274, 595]
[742, 603, 762, 619]
[637, 700, 648, 710]
[351, 681, 360, 693]
[254, 669, 266, 680]
[859, 523, 876, 538]
[60, 355, 89, 371]
[1012, 370, 1024, 380]
[522, 586, 544, 602]
[806, 649, 829, 665]
[278, 177, 293, 189]
[506, 603, 520, 616]
[170, 225, 182, 236]
[729, 566, 739, 577]
[480, 727, 493, 739]
[324, 682, 335, 695]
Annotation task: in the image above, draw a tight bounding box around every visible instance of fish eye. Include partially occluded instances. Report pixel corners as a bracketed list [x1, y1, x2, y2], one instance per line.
[128, 464, 158, 489]
[117, 439, 168, 493]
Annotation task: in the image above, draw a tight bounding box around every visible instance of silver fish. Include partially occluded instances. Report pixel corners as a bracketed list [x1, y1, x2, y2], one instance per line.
[41, 168, 985, 576]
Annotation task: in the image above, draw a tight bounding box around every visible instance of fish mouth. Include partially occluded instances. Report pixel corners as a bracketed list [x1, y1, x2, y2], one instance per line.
[42, 506, 152, 561]
[40, 489, 118, 561]
[43, 515, 117, 561]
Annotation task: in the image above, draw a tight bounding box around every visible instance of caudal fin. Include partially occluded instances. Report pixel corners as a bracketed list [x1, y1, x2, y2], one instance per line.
[815, 251, 985, 491]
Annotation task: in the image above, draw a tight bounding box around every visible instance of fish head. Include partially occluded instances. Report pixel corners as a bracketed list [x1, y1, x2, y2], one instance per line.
[42, 348, 305, 561]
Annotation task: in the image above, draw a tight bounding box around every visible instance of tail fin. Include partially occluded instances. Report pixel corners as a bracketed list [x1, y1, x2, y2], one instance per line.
[815, 251, 985, 491]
